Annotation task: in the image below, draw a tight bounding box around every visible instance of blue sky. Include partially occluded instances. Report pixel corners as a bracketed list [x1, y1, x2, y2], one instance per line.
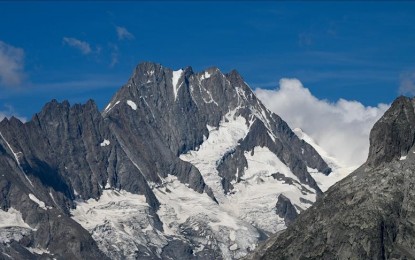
[1, 1, 415, 120]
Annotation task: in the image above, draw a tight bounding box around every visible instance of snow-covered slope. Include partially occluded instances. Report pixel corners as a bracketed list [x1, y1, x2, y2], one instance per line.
[71, 189, 166, 259]
[92, 62, 333, 259]
[293, 128, 356, 192]
[0, 62, 340, 260]
[179, 113, 317, 236]
[70, 108, 324, 259]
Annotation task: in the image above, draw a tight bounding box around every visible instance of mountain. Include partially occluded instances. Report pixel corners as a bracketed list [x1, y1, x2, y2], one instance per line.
[292, 128, 356, 192]
[0, 62, 332, 259]
[256, 96, 415, 259]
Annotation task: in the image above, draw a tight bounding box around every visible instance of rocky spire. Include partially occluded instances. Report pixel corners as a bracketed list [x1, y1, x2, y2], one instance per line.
[367, 96, 415, 167]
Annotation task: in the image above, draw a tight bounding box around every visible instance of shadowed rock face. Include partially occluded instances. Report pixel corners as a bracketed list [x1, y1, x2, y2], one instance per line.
[0, 61, 331, 259]
[259, 96, 415, 260]
[367, 96, 415, 167]
[104, 62, 330, 195]
[275, 194, 298, 226]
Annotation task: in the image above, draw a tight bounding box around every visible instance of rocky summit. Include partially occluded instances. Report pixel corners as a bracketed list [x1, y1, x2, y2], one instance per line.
[256, 96, 415, 259]
[0, 62, 334, 259]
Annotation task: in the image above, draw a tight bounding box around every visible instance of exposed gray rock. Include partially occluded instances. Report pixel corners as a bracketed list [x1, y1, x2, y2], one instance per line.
[258, 96, 415, 260]
[275, 194, 298, 226]
[0, 61, 334, 259]
[367, 96, 415, 167]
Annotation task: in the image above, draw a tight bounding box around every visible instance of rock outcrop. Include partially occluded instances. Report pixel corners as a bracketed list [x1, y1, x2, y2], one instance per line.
[259, 96, 415, 260]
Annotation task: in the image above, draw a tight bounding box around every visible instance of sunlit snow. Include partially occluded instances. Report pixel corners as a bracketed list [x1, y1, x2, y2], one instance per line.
[28, 194, 48, 210]
[126, 100, 137, 110]
[173, 109, 321, 257]
[0, 208, 32, 229]
[180, 109, 249, 203]
[71, 189, 167, 259]
[0, 131, 34, 187]
[104, 100, 121, 114]
[172, 69, 184, 100]
[100, 139, 110, 147]
[154, 175, 259, 259]
[200, 71, 211, 80]
[293, 128, 356, 192]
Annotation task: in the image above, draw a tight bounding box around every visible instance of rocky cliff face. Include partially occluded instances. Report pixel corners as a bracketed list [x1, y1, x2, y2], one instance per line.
[259, 96, 415, 260]
[0, 62, 332, 259]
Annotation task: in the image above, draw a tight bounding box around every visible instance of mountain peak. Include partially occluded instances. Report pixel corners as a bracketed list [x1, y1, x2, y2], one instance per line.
[134, 61, 162, 71]
[0, 61, 341, 260]
[367, 95, 415, 167]
[226, 69, 245, 85]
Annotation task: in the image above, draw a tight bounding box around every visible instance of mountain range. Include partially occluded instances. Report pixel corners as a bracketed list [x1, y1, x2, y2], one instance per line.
[0, 61, 382, 259]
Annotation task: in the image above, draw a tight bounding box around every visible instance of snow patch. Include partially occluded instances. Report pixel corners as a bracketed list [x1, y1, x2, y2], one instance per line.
[177, 109, 320, 256]
[104, 179, 111, 189]
[104, 100, 120, 114]
[201, 89, 219, 106]
[201, 71, 211, 80]
[197, 76, 219, 106]
[229, 230, 236, 241]
[0, 131, 33, 187]
[172, 69, 184, 100]
[224, 146, 316, 233]
[179, 109, 322, 237]
[243, 146, 300, 182]
[100, 139, 110, 147]
[71, 189, 167, 259]
[26, 247, 51, 255]
[28, 194, 47, 210]
[154, 175, 259, 259]
[140, 96, 156, 120]
[126, 100, 137, 110]
[147, 70, 154, 76]
[0, 227, 32, 244]
[49, 192, 58, 207]
[400, 155, 407, 160]
[180, 109, 250, 203]
[0, 208, 32, 229]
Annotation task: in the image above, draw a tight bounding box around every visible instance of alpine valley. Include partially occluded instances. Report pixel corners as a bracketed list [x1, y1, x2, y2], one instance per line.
[0, 62, 353, 259]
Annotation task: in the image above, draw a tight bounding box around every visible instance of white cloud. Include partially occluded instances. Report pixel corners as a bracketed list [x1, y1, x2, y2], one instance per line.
[116, 26, 134, 40]
[399, 70, 415, 96]
[255, 78, 389, 167]
[63, 37, 92, 54]
[0, 40, 25, 86]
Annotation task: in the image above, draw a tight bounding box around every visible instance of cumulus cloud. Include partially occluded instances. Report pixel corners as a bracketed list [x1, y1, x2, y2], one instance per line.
[398, 70, 415, 96]
[63, 37, 92, 54]
[116, 26, 134, 40]
[0, 40, 25, 86]
[255, 78, 389, 167]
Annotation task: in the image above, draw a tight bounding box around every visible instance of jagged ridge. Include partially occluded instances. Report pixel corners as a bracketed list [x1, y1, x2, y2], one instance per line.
[0, 61, 332, 259]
